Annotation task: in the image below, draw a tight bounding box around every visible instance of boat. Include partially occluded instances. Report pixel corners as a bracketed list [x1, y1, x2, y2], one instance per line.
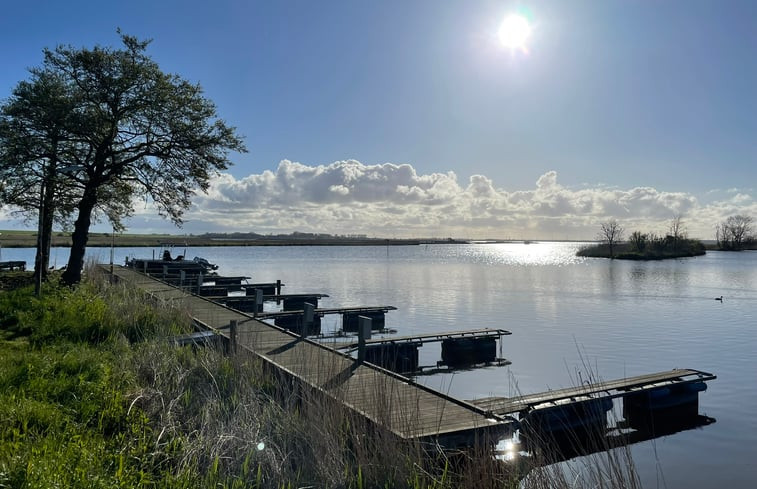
[125, 243, 218, 274]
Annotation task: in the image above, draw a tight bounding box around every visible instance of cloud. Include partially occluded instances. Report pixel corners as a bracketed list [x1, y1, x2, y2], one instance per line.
[147, 159, 753, 240]
[201, 160, 461, 207]
[4, 158, 753, 239]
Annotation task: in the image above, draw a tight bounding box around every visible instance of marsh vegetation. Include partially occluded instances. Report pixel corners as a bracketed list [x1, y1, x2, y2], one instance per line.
[579, 217, 706, 260]
[577, 235, 706, 260]
[0, 266, 643, 488]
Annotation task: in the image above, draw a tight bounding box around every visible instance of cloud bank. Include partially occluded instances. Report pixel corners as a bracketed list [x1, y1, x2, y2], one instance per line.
[4, 159, 752, 239]
[163, 159, 755, 240]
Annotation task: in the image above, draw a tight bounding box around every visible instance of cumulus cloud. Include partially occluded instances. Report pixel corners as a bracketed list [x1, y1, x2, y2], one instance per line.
[130, 159, 756, 239]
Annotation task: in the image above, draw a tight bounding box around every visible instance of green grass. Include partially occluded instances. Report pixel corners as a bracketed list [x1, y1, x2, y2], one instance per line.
[0, 274, 455, 488]
[0, 269, 641, 488]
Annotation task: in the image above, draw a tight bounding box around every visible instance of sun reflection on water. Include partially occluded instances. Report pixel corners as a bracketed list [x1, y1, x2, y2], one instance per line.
[456, 242, 589, 267]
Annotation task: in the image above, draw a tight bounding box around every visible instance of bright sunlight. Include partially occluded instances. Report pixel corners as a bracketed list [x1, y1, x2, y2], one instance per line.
[498, 13, 532, 51]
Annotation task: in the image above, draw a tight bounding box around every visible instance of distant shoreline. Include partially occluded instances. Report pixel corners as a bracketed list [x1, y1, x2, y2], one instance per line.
[0, 231, 459, 248]
[0, 231, 589, 248]
[2, 231, 738, 250]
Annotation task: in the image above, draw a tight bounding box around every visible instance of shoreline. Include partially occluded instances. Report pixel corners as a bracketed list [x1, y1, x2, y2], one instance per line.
[0, 232, 582, 249]
[2, 231, 745, 250]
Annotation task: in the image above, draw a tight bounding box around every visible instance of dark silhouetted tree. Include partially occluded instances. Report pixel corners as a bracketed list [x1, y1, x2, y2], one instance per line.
[668, 214, 687, 250]
[716, 215, 754, 250]
[2, 32, 246, 285]
[598, 219, 624, 258]
[629, 231, 647, 253]
[0, 70, 81, 293]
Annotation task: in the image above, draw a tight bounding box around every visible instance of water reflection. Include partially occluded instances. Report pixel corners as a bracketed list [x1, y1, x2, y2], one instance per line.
[456, 242, 589, 267]
[498, 408, 716, 466]
[4, 243, 756, 488]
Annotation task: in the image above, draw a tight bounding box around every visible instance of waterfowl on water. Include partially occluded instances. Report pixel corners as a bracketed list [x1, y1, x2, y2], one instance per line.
[715, 296, 723, 301]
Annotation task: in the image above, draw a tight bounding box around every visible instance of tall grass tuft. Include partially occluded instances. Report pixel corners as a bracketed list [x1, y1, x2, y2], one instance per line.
[0, 266, 644, 488]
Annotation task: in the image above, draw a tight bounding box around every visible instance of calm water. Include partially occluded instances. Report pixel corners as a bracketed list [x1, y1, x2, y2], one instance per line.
[4, 243, 756, 487]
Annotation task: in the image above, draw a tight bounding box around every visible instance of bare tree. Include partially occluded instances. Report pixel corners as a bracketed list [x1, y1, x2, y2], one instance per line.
[715, 222, 728, 249]
[716, 215, 754, 250]
[598, 219, 624, 258]
[668, 214, 687, 250]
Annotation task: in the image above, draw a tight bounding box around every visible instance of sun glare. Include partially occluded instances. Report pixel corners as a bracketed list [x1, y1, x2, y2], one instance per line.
[498, 13, 532, 51]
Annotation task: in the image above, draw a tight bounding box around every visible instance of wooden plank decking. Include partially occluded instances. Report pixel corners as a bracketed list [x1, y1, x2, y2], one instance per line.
[255, 305, 398, 319]
[470, 368, 716, 415]
[109, 266, 510, 444]
[334, 328, 512, 349]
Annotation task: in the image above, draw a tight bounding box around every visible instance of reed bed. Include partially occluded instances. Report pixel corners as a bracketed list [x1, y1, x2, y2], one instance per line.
[0, 265, 643, 488]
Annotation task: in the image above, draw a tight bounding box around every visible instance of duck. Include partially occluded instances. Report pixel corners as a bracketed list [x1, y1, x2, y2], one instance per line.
[714, 296, 723, 301]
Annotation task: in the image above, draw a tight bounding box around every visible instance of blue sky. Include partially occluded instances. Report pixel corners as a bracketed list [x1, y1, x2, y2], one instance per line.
[1, 1, 755, 239]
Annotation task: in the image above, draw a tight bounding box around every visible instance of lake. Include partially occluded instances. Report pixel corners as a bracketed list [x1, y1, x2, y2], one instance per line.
[4, 242, 756, 487]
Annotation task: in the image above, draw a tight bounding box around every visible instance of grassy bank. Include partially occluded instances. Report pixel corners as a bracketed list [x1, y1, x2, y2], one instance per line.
[0, 270, 506, 488]
[0, 269, 641, 488]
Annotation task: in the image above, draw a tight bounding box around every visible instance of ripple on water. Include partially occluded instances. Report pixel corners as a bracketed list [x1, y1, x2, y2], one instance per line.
[6, 244, 756, 488]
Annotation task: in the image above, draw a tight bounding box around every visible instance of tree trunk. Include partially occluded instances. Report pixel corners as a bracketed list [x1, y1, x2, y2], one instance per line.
[61, 187, 97, 285]
[33, 187, 45, 295]
[33, 189, 56, 294]
[33, 153, 59, 290]
[41, 195, 54, 274]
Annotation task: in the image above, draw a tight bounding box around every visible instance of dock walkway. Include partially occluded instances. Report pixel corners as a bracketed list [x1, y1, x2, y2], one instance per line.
[109, 266, 510, 446]
[334, 328, 512, 350]
[256, 305, 398, 320]
[470, 369, 716, 415]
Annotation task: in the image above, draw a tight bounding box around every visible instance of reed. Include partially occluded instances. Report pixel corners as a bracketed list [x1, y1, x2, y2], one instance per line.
[0, 266, 643, 488]
[513, 361, 643, 489]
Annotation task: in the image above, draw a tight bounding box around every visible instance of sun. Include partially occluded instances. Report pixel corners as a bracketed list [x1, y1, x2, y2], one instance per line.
[498, 13, 532, 51]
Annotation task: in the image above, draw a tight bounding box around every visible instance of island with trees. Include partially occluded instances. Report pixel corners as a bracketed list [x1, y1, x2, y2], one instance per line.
[578, 216, 705, 260]
[578, 214, 755, 260]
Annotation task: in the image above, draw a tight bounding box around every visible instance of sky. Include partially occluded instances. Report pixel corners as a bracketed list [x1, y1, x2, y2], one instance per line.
[1, 0, 756, 240]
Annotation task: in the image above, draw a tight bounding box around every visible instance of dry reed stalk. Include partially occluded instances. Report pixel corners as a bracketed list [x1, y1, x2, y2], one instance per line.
[89, 264, 642, 488]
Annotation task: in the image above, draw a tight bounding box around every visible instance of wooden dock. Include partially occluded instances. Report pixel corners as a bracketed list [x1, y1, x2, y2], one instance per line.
[334, 328, 512, 350]
[469, 369, 716, 415]
[197, 282, 284, 296]
[108, 265, 717, 452]
[202, 293, 330, 302]
[256, 305, 398, 320]
[109, 266, 512, 446]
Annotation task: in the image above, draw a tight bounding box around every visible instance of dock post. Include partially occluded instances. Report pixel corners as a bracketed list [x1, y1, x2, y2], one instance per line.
[358, 316, 372, 363]
[276, 279, 282, 305]
[162, 265, 167, 279]
[180, 270, 186, 288]
[229, 319, 238, 355]
[197, 273, 203, 295]
[254, 288, 263, 316]
[303, 302, 315, 337]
